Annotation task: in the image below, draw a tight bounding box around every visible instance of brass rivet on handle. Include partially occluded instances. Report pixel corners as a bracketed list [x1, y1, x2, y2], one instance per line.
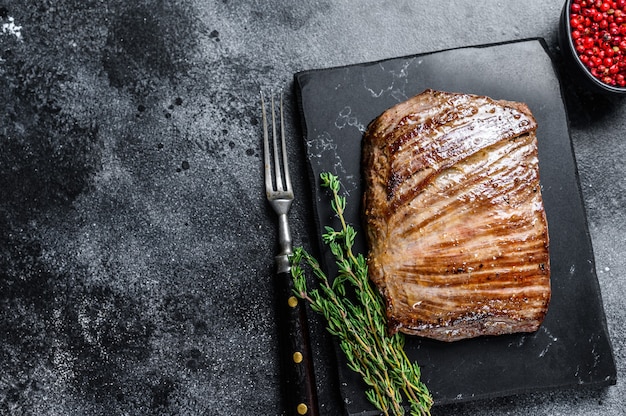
[288, 296, 298, 308]
[293, 351, 303, 363]
[296, 403, 308, 415]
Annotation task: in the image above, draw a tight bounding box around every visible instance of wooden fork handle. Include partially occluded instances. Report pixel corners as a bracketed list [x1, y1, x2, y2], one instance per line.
[275, 270, 319, 416]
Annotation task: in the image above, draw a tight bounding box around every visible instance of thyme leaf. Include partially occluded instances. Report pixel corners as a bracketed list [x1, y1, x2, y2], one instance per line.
[290, 172, 433, 416]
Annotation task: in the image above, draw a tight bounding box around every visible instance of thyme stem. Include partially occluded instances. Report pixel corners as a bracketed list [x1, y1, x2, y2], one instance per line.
[290, 172, 433, 416]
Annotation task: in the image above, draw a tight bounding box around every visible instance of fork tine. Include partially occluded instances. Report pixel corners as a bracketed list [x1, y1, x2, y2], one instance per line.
[270, 95, 284, 192]
[261, 91, 273, 193]
[279, 94, 292, 193]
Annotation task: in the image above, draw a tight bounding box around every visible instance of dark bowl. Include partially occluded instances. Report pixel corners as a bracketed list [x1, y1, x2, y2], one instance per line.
[558, 0, 626, 95]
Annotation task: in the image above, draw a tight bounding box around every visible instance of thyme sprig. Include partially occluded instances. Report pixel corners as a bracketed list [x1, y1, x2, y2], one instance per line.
[290, 172, 433, 416]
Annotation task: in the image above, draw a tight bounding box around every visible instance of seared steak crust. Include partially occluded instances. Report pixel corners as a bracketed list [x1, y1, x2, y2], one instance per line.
[362, 89, 551, 342]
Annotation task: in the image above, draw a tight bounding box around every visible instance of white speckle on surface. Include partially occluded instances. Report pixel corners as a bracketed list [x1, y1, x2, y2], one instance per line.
[2, 16, 23, 40]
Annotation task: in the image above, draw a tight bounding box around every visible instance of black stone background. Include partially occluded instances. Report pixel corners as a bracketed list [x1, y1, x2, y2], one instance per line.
[0, 1, 624, 415]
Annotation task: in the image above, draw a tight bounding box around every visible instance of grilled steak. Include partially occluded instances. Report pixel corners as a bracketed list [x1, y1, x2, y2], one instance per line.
[362, 89, 551, 342]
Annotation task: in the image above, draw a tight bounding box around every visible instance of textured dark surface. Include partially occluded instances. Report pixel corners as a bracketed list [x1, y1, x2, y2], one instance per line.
[0, 1, 625, 415]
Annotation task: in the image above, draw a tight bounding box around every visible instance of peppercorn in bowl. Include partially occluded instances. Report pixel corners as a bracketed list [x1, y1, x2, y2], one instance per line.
[559, 0, 626, 95]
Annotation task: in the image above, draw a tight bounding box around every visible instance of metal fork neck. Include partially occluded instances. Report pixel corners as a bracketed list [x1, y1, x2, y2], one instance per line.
[275, 209, 293, 274]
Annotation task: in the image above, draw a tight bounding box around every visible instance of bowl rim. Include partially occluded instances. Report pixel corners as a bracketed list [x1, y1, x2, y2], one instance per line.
[562, 0, 626, 93]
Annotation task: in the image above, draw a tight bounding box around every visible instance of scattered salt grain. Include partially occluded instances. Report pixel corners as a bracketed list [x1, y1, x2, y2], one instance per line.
[2, 16, 22, 40]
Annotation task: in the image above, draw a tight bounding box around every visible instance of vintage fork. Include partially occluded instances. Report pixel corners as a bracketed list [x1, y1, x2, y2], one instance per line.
[261, 92, 319, 416]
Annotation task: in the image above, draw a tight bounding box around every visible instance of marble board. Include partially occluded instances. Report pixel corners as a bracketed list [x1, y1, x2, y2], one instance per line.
[293, 38, 617, 414]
